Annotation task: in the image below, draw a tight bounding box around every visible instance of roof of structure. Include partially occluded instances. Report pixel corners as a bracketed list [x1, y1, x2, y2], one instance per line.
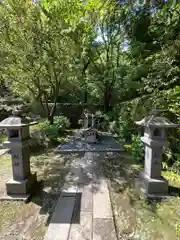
[135, 114, 179, 128]
[0, 116, 37, 128]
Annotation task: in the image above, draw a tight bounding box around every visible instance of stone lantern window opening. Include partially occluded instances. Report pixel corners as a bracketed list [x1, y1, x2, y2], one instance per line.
[9, 129, 19, 139]
[154, 128, 161, 137]
[88, 121, 92, 128]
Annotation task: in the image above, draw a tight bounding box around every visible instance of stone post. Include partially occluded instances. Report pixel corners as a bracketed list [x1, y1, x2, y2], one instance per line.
[0, 115, 38, 200]
[84, 116, 89, 129]
[135, 111, 179, 197]
[82, 111, 99, 143]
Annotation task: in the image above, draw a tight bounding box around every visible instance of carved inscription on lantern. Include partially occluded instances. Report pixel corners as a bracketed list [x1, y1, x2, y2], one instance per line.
[153, 149, 162, 164]
[12, 154, 20, 168]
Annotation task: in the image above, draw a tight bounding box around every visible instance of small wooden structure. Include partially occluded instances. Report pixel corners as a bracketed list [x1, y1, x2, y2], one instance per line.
[83, 127, 99, 143]
[81, 109, 99, 143]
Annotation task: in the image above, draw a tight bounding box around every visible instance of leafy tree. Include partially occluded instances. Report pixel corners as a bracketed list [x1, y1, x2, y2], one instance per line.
[0, 0, 74, 123]
[0, 0, 179, 137]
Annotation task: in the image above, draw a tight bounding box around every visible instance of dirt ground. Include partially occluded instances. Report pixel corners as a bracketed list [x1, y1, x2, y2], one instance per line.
[0, 149, 75, 240]
[1, 149, 180, 240]
[102, 152, 180, 240]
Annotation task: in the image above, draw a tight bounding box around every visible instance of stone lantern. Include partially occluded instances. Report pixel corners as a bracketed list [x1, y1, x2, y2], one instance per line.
[135, 111, 179, 196]
[0, 113, 38, 200]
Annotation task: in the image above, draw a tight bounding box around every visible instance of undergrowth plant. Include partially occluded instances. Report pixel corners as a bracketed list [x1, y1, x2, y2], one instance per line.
[30, 116, 70, 149]
[131, 134, 144, 163]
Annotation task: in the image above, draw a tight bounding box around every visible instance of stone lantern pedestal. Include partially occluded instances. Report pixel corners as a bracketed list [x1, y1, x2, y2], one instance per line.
[0, 115, 38, 200]
[135, 111, 179, 197]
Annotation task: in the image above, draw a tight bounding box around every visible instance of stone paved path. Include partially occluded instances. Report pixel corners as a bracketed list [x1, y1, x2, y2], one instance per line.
[44, 152, 117, 240]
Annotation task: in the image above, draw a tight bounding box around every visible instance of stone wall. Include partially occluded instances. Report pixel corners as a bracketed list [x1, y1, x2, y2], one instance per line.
[0, 101, 103, 127]
[53, 103, 103, 127]
[30, 103, 103, 127]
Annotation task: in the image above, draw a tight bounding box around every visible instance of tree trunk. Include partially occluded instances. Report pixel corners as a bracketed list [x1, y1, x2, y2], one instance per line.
[104, 81, 112, 113]
[39, 97, 49, 118]
[48, 100, 57, 125]
[48, 115, 53, 125]
[82, 60, 90, 104]
[48, 114, 54, 125]
[84, 84, 88, 103]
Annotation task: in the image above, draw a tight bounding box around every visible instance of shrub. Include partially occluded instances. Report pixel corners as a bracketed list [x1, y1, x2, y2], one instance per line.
[53, 116, 70, 132]
[0, 130, 7, 144]
[30, 116, 70, 135]
[44, 124, 59, 139]
[30, 116, 70, 149]
[171, 154, 180, 174]
[117, 114, 135, 142]
[124, 144, 132, 153]
[131, 135, 144, 163]
[111, 103, 135, 141]
[30, 120, 50, 134]
[29, 134, 48, 152]
[30, 121, 49, 151]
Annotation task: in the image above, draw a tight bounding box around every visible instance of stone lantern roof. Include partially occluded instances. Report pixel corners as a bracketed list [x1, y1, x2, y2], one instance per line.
[0, 116, 37, 129]
[0, 108, 37, 129]
[136, 113, 179, 128]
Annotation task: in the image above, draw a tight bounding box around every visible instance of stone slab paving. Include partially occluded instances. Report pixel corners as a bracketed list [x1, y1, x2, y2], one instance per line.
[44, 150, 117, 240]
[55, 135, 125, 153]
[93, 178, 113, 219]
[44, 196, 76, 240]
[93, 218, 117, 240]
[80, 184, 93, 212]
[69, 212, 92, 240]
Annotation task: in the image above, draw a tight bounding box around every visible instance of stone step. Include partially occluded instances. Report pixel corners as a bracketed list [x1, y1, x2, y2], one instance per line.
[68, 186, 93, 240]
[93, 178, 117, 240]
[44, 196, 76, 240]
[93, 218, 117, 240]
[93, 179, 113, 219]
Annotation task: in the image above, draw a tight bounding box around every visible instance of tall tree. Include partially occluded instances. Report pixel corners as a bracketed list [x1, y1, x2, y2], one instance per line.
[0, 0, 74, 123]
